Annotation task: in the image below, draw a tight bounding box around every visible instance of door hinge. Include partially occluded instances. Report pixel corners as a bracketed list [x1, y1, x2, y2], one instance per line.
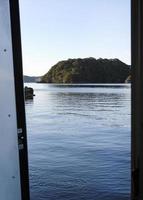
[17, 128, 24, 150]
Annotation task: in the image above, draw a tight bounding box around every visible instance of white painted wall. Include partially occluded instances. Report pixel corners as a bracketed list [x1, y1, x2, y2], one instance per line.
[0, 0, 22, 199]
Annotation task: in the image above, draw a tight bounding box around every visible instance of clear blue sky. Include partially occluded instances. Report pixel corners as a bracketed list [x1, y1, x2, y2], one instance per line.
[19, 0, 131, 76]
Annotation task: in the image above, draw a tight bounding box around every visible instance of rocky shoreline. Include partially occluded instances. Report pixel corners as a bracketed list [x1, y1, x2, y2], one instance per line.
[24, 86, 35, 100]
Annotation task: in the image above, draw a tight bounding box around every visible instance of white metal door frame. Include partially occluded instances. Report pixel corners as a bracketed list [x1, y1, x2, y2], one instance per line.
[0, 0, 30, 200]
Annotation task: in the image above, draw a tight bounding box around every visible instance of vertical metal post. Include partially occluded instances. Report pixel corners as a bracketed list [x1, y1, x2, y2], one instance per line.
[9, 0, 30, 199]
[131, 0, 143, 199]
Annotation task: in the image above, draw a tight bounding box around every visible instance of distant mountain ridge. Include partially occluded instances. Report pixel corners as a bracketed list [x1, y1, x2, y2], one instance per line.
[41, 58, 130, 83]
[24, 75, 40, 83]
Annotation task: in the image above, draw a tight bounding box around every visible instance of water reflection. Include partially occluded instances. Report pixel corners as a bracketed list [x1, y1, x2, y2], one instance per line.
[47, 83, 130, 88]
[25, 84, 131, 200]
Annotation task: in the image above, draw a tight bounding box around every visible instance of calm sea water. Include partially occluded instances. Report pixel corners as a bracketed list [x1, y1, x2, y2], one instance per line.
[25, 83, 131, 200]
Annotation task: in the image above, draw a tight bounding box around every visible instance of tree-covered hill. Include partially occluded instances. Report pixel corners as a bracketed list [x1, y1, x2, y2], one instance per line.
[41, 58, 130, 83]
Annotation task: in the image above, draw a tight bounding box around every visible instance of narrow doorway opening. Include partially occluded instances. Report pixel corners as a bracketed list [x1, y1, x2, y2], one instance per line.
[19, 1, 131, 200]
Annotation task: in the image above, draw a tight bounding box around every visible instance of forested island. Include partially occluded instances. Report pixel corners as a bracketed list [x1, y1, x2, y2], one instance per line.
[41, 58, 130, 83]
